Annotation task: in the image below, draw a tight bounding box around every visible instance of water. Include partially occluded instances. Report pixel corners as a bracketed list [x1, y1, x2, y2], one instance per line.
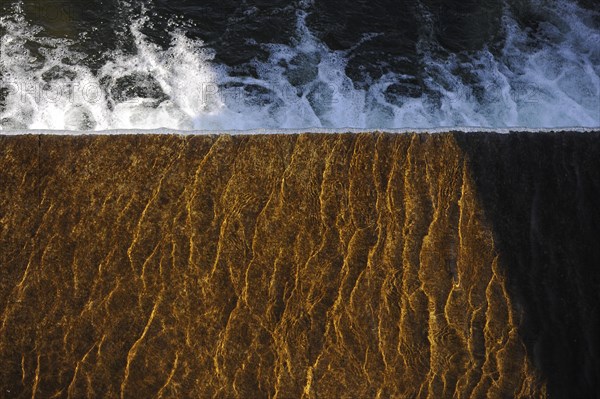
[0, 0, 598, 131]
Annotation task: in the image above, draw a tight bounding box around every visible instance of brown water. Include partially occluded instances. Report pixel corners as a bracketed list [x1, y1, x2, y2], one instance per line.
[0, 133, 598, 398]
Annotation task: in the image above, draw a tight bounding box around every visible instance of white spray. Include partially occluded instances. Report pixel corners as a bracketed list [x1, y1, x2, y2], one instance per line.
[0, 0, 598, 130]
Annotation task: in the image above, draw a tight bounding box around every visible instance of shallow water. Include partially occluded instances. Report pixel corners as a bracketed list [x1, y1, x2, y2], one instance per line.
[1, 132, 598, 397]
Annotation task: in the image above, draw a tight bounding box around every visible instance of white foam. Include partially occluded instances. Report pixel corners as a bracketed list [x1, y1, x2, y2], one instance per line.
[1, 127, 596, 136]
[1, 0, 598, 131]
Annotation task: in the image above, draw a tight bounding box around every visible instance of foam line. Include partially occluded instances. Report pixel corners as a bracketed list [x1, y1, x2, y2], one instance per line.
[0, 127, 597, 136]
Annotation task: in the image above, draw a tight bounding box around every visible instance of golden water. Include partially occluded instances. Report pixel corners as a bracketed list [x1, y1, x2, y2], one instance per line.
[3, 133, 588, 398]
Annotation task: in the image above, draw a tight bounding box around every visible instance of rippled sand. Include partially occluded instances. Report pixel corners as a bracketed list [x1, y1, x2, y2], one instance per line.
[1, 133, 598, 398]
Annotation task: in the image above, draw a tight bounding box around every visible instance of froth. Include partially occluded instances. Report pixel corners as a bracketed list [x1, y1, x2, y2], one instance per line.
[1, 0, 598, 131]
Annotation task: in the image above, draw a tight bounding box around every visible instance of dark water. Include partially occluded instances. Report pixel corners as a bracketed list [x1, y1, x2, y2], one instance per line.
[0, 0, 599, 130]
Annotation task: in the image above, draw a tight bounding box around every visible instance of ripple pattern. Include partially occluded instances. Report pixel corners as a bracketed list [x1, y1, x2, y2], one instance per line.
[0, 133, 567, 398]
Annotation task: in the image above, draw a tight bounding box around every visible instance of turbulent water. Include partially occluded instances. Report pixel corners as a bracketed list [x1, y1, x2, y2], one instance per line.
[0, 0, 598, 130]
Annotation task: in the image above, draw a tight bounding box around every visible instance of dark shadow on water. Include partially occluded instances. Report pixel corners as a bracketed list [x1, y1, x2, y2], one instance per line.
[455, 132, 600, 398]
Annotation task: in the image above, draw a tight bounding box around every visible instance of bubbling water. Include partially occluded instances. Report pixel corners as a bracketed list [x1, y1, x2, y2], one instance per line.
[0, 0, 598, 131]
